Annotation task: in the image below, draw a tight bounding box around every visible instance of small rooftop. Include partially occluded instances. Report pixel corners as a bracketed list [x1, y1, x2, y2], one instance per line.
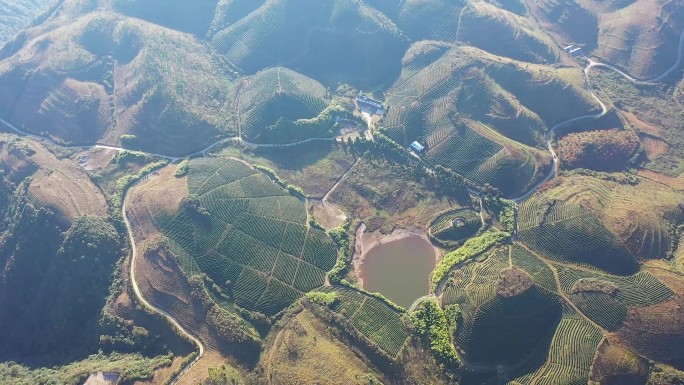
[410, 141, 425, 153]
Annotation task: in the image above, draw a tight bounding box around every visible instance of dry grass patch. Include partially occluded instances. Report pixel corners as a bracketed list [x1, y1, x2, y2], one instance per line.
[262, 307, 384, 385]
[329, 158, 462, 233]
[126, 165, 188, 239]
[0, 136, 107, 223]
[310, 201, 347, 231]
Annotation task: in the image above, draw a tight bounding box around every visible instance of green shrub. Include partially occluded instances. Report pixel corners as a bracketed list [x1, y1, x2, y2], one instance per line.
[411, 299, 460, 371]
[483, 195, 516, 232]
[306, 292, 339, 307]
[431, 230, 510, 291]
[328, 223, 351, 283]
[111, 150, 147, 166]
[444, 304, 461, 335]
[120, 134, 138, 149]
[174, 158, 189, 177]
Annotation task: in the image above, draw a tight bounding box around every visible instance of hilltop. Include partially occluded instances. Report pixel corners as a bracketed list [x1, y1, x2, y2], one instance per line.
[0, 11, 238, 156]
[211, 0, 408, 89]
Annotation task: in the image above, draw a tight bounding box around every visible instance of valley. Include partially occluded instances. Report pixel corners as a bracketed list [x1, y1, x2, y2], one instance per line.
[1, 1, 684, 385]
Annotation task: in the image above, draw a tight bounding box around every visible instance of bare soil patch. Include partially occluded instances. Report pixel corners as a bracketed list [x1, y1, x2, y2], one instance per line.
[496, 268, 533, 298]
[310, 200, 347, 230]
[571, 278, 619, 296]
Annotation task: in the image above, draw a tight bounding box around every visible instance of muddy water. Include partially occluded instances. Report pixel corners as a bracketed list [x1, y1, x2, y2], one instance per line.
[358, 235, 436, 308]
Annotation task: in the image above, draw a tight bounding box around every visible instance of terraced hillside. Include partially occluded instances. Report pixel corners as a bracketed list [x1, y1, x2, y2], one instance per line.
[141, 158, 338, 316]
[429, 208, 482, 246]
[528, 0, 684, 79]
[318, 286, 411, 359]
[519, 175, 684, 264]
[555, 264, 674, 331]
[0, 0, 56, 46]
[456, 2, 560, 64]
[238, 67, 332, 143]
[211, 0, 408, 88]
[0, 11, 238, 156]
[442, 244, 608, 383]
[384, 45, 583, 195]
[442, 247, 563, 366]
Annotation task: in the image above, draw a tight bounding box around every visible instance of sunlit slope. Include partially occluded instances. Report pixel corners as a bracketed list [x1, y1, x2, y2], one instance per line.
[0, 0, 56, 46]
[595, 0, 684, 79]
[113, 0, 219, 36]
[529, 0, 684, 79]
[211, 0, 408, 88]
[457, 2, 560, 64]
[0, 12, 237, 155]
[238, 67, 330, 143]
[384, 45, 595, 195]
[150, 158, 338, 316]
[518, 175, 684, 273]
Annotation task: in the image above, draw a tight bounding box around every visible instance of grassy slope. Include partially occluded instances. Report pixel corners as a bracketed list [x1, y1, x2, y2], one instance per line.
[216, 141, 357, 199]
[112, 0, 220, 36]
[590, 68, 684, 176]
[594, 0, 684, 79]
[531, 175, 683, 261]
[0, 136, 135, 363]
[261, 306, 386, 385]
[529, 0, 684, 79]
[0, 12, 237, 156]
[328, 157, 462, 233]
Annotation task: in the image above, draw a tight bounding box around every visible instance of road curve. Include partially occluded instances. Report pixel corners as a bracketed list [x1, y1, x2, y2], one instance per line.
[123, 181, 205, 385]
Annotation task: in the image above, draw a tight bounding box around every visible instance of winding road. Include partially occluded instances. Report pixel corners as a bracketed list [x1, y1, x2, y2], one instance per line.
[0, 24, 682, 383]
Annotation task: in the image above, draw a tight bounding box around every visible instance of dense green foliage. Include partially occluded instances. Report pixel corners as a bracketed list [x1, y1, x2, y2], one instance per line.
[327, 223, 351, 284]
[444, 304, 461, 335]
[483, 194, 516, 232]
[431, 231, 510, 291]
[306, 292, 339, 307]
[0, 209, 123, 361]
[410, 300, 460, 372]
[260, 103, 350, 144]
[174, 157, 190, 177]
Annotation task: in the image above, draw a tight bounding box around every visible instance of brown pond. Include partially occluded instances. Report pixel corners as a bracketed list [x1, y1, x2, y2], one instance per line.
[358, 235, 436, 308]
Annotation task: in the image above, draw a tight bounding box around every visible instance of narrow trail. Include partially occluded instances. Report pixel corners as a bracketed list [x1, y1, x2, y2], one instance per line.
[321, 157, 359, 203]
[0, 25, 680, 383]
